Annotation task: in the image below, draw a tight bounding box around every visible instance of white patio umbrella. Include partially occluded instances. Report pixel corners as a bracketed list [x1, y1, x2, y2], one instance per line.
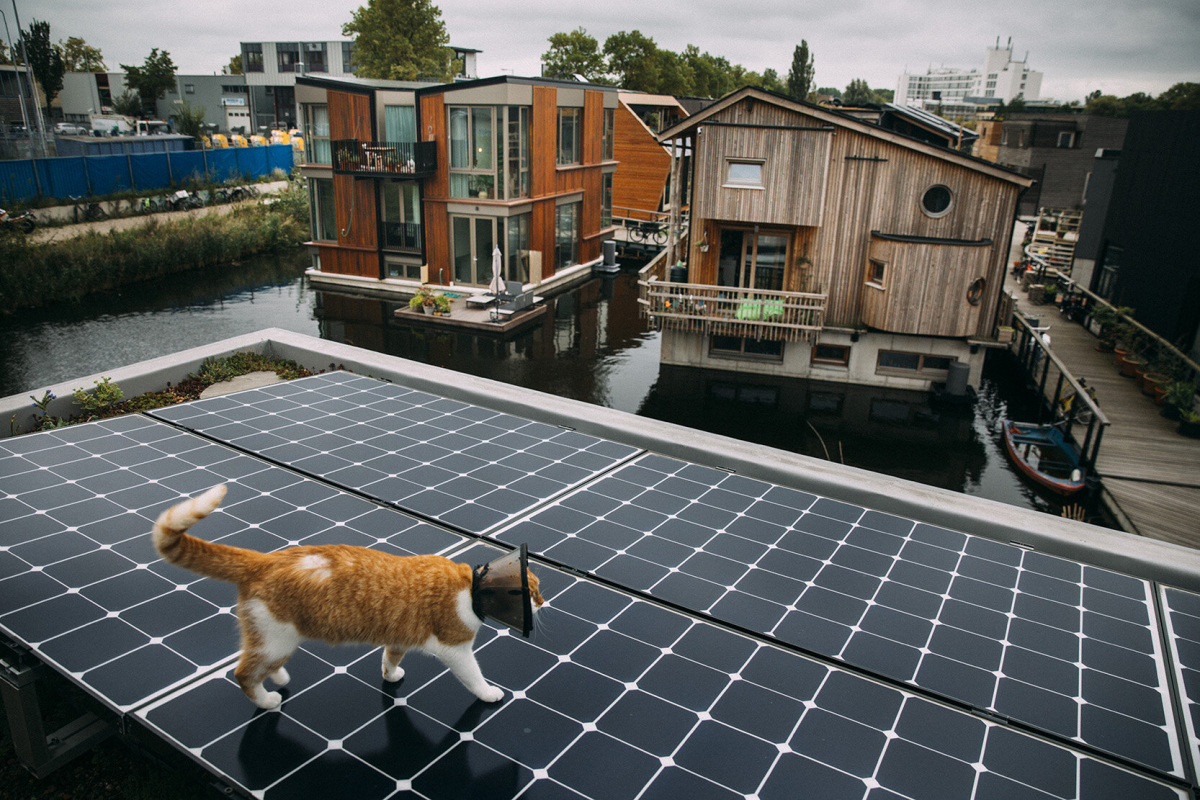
[488, 247, 505, 297]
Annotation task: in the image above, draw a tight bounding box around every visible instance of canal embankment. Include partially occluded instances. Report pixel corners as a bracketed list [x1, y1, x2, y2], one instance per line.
[0, 181, 308, 313]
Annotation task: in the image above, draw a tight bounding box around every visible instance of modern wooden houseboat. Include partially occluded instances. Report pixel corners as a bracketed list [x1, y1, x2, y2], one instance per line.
[641, 86, 1034, 391]
[294, 75, 620, 297]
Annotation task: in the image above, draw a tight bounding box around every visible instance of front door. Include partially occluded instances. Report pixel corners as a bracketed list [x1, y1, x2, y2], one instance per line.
[717, 229, 788, 291]
[451, 216, 497, 286]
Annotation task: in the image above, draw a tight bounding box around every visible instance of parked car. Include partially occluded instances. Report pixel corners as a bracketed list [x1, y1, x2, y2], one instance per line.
[54, 122, 88, 136]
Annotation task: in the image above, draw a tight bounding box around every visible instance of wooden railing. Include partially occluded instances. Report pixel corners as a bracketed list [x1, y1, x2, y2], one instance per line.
[332, 140, 437, 177]
[638, 253, 826, 343]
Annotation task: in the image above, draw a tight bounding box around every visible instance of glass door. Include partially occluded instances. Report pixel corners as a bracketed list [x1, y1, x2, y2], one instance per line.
[717, 229, 788, 291]
[451, 215, 497, 286]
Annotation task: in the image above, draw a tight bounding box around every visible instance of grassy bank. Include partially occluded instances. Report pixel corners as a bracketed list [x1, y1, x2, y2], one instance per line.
[0, 184, 309, 312]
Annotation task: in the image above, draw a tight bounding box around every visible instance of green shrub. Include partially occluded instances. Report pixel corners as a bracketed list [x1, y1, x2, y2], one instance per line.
[72, 377, 125, 413]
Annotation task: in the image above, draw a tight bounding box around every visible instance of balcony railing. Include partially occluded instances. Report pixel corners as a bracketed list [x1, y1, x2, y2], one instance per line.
[332, 140, 437, 178]
[638, 252, 826, 343]
[383, 220, 422, 252]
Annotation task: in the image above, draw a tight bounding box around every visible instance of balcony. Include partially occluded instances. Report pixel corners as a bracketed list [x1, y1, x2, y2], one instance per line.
[638, 253, 826, 343]
[332, 140, 437, 179]
[383, 220, 422, 253]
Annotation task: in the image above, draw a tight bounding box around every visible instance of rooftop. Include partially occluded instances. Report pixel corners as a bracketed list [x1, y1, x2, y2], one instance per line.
[2, 329, 1199, 799]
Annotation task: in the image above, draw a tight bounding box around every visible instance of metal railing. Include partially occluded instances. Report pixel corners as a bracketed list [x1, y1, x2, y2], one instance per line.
[638, 251, 826, 343]
[332, 140, 437, 177]
[383, 220, 421, 252]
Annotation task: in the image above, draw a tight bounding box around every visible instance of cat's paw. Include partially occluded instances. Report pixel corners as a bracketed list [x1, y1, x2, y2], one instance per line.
[269, 667, 290, 686]
[475, 684, 504, 703]
[383, 665, 405, 682]
[255, 690, 283, 710]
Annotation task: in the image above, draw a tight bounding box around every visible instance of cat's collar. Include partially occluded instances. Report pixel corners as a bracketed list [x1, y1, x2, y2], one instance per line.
[471, 544, 534, 637]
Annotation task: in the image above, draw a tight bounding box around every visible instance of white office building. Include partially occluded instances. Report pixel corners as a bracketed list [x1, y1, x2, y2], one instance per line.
[896, 38, 1042, 112]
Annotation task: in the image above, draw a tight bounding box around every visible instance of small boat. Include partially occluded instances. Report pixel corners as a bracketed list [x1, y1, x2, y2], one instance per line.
[1003, 419, 1087, 495]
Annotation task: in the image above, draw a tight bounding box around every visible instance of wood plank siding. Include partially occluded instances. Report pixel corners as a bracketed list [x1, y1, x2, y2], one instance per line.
[421, 93, 448, 199]
[583, 90, 603, 165]
[612, 101, 671, 222]
[679, 92, 1026, 338]
[323, 89, 379, 277]
[531, 86, 556, 198]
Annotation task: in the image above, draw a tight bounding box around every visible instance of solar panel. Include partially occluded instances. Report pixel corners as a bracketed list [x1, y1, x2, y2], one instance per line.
[492, 453, 1185, 777]
[0, 416, 465, 712]
[1161, 586, 1200, 778]
[136, 544, 1184, 800]
[150, 372, 642, 534]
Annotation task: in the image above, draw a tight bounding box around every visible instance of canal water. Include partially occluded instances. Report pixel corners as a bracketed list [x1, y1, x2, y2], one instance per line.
[0, 249, 1090, 522]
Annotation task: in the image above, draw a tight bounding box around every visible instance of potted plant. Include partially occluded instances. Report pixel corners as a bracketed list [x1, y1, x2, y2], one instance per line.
[1090, 304, 1118, 352]
[408, 286, 436, 314]
[1179, 410, 1200, 439]
[1120, 353, 1147, 379]
[433, 294, 452, 316]
[1163, 381, 1197, 421]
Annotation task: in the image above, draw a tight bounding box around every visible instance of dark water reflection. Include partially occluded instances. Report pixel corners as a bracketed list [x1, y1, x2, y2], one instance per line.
[0, 252, 1095, 521]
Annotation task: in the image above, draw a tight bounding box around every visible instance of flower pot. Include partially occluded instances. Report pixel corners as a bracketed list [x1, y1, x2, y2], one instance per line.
[1113, 347, 1130, 366]
[1162, 402, 1182, 421]
[1179, 419, 1200, 439]
[1153, 384, 1169, 405]
[1141, 372, 1169, 397]
[1120, 357, 1145, 378]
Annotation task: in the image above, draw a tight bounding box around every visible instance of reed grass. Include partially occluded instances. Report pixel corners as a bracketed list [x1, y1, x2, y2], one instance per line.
[0, 185, 309, 312]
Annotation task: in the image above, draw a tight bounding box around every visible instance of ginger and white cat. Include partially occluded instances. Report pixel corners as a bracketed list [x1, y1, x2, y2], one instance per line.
[152, 485, 543, 709]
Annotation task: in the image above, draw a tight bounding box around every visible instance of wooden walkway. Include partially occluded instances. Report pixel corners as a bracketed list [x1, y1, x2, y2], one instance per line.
[1004, 271, 1200, 548]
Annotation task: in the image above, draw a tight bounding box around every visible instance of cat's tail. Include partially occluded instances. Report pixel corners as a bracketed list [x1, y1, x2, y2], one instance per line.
[153, 485, 261, 583]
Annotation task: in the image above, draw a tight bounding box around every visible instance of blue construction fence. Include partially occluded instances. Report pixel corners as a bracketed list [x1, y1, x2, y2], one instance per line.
[0, 145, 294, 206]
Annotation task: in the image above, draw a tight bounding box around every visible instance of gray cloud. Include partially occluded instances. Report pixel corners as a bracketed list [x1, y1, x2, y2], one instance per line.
[20, 0, 1199, 102]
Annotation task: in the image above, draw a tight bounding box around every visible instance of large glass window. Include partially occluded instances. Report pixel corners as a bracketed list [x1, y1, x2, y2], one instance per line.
[507, 106, 530, 199]
[384, 105, 417, 143]
[602, 107, 615, 161]
[304, 43, 327, 73]
[717, 229, 787, 291]
[277, 44, 300, 73]
[711, 336, 783, 360]
[382, 182, 421, 251]
[310, 178, 336, 241]
[506, 213, 530, 283]
[555, 202, 581, 271]
[449, 106, 497, 199]
[557, 107, 581, 165]
[451, 216, 496, 285]
[341, 42, 355, 73]
[304, 104, 330, 165]
[243, 43, 263, 73]
[601, 173, 613, 229]
[877, 351, 954, 376]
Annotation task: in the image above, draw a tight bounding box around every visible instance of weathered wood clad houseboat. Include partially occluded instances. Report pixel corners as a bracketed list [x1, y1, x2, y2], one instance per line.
[295, 75, 619, 296]
[643, 86, 1034, 391]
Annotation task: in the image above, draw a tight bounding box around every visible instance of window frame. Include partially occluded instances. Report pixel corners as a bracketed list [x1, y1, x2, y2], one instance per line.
[557, 107, 581, 166]
[709, 335, 785, 362]
[920, 184, 953, 219]
[875, 350, 956, 378]
[555, 201, 581, 271]
[310, 177, 337, 242]
[303, 103, 330, 165]
[724, 159, 765, 188]
[244, 44, 264, 73]
[811, 343, 851, 367]
[866, 259, 886, 289]
[602, 107, 615, 161]
[1057, 131, 1075, 149]
[380, 181, 422, 253]
[966, 277, 985, 306]
[448, 105, 498, 199]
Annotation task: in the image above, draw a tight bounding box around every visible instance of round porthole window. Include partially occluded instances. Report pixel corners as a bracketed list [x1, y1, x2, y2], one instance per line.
[922, 185, 953, 218]
[967, 277, 985, 305]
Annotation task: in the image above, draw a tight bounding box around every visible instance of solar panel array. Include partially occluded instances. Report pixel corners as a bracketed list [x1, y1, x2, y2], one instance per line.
[150, 372, 640, 534]
[0, 371, 1197, 799]
[0, 414, 463, 712]
[491, 453, 1184, 777]
[136, 543, 1184, 800]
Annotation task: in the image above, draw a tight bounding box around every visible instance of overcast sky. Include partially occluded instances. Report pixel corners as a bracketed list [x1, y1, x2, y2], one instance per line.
[18, 0, 1199, 102]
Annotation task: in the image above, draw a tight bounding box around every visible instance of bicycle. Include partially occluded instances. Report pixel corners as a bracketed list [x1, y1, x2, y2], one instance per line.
[631, 220, 667, 245]
[69, 195, 106, 223]
[136, 195, 168, 215]
[1057, 378, 1097, 425]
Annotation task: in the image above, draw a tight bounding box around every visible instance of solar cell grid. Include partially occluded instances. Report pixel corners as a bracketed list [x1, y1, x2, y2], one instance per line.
[493, 453, 1185, 777]
[0, 416, 464, 712]
[1161, 586, 1200, 781]
[150, 372, 642, 534]
[133, 545, 1183, 800]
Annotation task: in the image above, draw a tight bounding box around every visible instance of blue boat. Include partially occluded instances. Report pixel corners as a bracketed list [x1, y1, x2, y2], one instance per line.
[1003, 419, 1087, 495]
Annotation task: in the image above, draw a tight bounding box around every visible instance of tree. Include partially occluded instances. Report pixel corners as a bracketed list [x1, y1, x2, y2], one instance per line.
[816, 86, 841, 99]
[59, 36, 105, 72]
[174, 100, 207, 142]
[111, 90, 143, 118]
[603, 30, 659, 92]
[682, 46, 734, 99]
[226, 54, 243, 76]
[786, 41, 814, 101]
[0, 40, 10, 66]
[874, 88, 894, 103]
[843, 78, 876, 106]
[759, 68, 785, 95]
[23, 20, 65, 106]
[121, 48, 177, 113]
[541, 28, 606, 82]
[342, 0, 454, 82]
[652, 48, 691, 95]
[1156, 82, 1200, 110]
